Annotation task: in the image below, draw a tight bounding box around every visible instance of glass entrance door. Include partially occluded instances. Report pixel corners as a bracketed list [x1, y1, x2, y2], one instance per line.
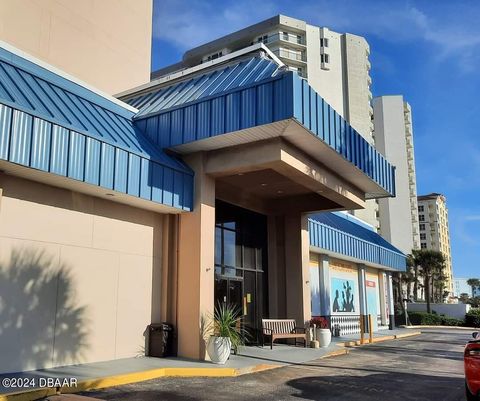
[215, 277, 242, 310]
[214, 200, 268, 344]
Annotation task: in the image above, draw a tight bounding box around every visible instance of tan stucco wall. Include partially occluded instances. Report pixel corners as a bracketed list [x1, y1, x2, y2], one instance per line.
[0, 0, 152, 95]
[0, 174, 163, 374]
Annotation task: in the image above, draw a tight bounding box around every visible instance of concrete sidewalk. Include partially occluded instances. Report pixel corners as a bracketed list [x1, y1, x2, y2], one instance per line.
[0, 328, 420, 401]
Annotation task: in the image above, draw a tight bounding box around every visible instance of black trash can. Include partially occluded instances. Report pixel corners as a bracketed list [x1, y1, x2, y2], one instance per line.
[148, 323, 174, 357]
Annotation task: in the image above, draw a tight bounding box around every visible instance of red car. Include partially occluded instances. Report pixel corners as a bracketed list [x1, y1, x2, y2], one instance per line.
[466, 332, 480, 400]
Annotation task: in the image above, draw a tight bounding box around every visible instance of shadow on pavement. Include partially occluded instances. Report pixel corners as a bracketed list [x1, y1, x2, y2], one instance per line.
[287, 371, 464, 401]
[85, 388, 201, 401]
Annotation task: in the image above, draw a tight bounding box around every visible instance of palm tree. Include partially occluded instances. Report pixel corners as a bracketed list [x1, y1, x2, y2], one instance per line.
[412, 249, 446, 313]
[410, 253, 420, 301]
[404, 255, 416, 300]
[467, 278, 480, 298]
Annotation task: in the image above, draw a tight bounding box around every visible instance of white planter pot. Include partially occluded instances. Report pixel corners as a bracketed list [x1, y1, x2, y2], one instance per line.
[206, 336, 231, 364]
[316, 328, 332, 348]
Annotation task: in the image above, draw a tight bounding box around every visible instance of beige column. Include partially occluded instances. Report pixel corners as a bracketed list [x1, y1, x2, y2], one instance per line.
[177, 153, 215, 360]
[284, 213, 311, 326]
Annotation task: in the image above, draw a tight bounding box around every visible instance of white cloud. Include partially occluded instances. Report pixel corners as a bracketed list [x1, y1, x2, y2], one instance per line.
[296, 1, 480, 72]
[153, 0, 480, 72]
[153, 0, 277, 50]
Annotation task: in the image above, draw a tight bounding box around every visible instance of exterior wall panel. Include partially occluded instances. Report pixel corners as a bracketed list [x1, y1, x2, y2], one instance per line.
[0, 104, 12, 159]
[68, 131, 86, 181]
[31, 118, 52, 171]
[50, 125, 69, 176]
[127, 153, 141, 197]
[114, 149, 128, 193]
[84, 137, 101, 185]
[9, 109, 32, 166]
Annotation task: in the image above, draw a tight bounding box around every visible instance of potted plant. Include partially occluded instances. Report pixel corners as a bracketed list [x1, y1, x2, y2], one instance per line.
[206, 302, 245, 364]
[310, 317, 331, 348]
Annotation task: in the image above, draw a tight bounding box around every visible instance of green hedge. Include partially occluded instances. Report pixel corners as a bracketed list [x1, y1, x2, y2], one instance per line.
[409, 312, 442, 325]
[396, 311, 464, 326]
[466, 309, 480, 327]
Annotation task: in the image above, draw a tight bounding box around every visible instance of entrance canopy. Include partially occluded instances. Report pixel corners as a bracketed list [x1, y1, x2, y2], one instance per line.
[121, 46, 396, 213]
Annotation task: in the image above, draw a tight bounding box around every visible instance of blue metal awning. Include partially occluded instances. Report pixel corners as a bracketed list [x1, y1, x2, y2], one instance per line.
[128, 56, 283, 118]
[309, 212, 406, 271]
[123, 55, 396, 199]
[0, 45, 193, 211]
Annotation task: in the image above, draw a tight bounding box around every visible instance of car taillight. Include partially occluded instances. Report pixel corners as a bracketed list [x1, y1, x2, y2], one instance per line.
[465, 343, 480, 358]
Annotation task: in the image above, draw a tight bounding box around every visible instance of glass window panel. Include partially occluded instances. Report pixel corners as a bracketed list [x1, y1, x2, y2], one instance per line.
[223, 266, 236, 278]
[215, 278, 228, 305]
[215, 227, 222, 265]
[244, 245, 255, 269]
[236, 244, 242, 268]
[223, 221, 236, 230]
[223, 229, 236, 267]
[256, 248, 263, 270]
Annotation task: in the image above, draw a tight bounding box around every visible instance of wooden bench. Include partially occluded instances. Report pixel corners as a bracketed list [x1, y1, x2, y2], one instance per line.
[261, 319, 307, 349]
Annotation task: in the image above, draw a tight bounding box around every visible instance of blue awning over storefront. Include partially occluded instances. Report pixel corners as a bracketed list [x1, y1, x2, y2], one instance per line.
[309, 212, 406, 271]
[0, 45, 193, 211]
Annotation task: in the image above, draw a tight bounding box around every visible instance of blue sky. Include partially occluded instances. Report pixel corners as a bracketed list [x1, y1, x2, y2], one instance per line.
[151, 0, 480, 279]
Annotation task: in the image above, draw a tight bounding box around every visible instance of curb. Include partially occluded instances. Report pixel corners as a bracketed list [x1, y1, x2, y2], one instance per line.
[400, 325, 479, 331]
[320, 348, 349, 358]
[0, 367, 236, 401]
[0, 347, 352, 401]
[337, 331, 422, 347]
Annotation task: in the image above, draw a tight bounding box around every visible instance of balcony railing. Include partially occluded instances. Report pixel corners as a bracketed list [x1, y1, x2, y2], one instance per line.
[273, 48, 307, 62]
[257, 32, 306, 46]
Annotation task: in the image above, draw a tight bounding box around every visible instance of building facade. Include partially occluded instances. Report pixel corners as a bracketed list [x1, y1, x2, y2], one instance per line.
[0, 40, 405, 374]
[0, 0, 153, 94]
[373, 96, 420, 254]
[152, 15, 379, 229]
[309, 212, 404, 333]
[417, 193, 453, 295]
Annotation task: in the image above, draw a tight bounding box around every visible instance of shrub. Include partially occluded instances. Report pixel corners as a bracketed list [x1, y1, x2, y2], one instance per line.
[408, 311, 443, 325]
[441, 316, 465, 326]
[395, 311, 465, 326]
[466, 309, 480, 327]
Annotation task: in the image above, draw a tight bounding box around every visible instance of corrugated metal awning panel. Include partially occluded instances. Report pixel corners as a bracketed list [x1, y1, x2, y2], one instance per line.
[309, 212, 406, 270]
[0, 104, 193, 211]
[0, 46, 190, 174]
[126, 56, 283, 119]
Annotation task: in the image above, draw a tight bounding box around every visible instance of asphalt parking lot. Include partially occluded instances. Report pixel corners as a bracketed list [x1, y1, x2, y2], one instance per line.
[82, 328, 468, 401]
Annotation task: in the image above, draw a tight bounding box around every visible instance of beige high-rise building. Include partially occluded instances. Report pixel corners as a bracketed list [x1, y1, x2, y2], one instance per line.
[417, 193, 454, 295]
[152, 14, 379, 229]
[0, 0, 153, 94]
[373, 96, 420, 254]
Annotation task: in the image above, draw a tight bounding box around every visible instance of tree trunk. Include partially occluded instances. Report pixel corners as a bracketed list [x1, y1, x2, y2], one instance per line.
[413, 266, 418, 301]
[425, 274, 431, 313]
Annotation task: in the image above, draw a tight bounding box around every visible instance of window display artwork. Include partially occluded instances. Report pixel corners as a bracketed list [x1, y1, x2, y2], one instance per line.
[331, 278, 356, 313]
